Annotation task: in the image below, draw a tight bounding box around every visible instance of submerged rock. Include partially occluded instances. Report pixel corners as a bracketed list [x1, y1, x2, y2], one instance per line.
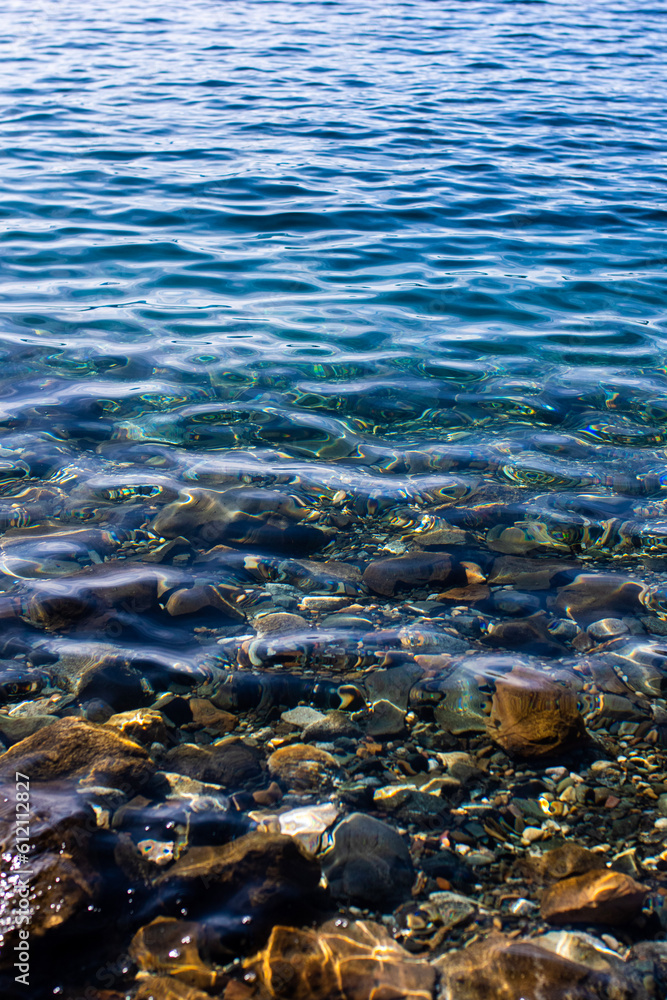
[0, 783, 101, 962]
[487, 666, 587, 758]
[0, 716, 155, 790]
[281, 705, 327, 729]
[302, 710, 363, 743]
[163, 738, 263, 788]
[254, 612, 309, 635]
[485, 614, 565, 655]
[358, 698, 406, 739]
[540, 870, 648, 926]
[556, 574, 645, 627]
[429, 669, 491, 735]
[105, 707, 170, 746]
[152, 487, 330, 553]
[0, 711, 58, 745]
[1, 847, 101, 952]
[363, 552, 452, 597]
[134, 977, 216, 1000]
[129, 916, 225, 990]
[75, 657, 149, 711]
[154, 832, 321, 927]
[245, 918, 435, 1000]
[435, 933, 651, 1000]
[519, 844, 606, 884]
[396, 891, 478, 949]
[268, 743, 340, 792]
[251, 802, 340, 854]
[489, 556, 576, 590]
[185, 698, 237, 736]
[294, 559, 364, 595]
[534, 930, 627, 973]
[321, 813, 414, 906]
[165, 583, 246, 622]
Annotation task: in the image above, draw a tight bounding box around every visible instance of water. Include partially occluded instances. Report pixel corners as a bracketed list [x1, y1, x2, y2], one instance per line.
[1, 2, 667, 997]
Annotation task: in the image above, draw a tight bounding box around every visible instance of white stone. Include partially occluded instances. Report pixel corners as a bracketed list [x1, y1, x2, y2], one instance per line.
[281, 706, 327, 728]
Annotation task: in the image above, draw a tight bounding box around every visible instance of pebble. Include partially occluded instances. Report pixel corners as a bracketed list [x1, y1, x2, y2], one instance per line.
[267, 743, 340, 792]
[280, 706, 327, 729]
[254, 612, 309, 634]
[587, 618, 629, 641]
[361, 698, 406, 739]
[298, 595, 351, 612]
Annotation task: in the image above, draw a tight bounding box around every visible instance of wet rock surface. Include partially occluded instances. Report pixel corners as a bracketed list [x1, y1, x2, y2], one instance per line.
[0, 715, 155, 789]
[245, 919, 436, 1000]
[154, 832, 321, 930]
[434, 933, 653, 1000]
[540, 870, 649, 926]
[487, 666, 588, 758]
[322, 813, 415, 905]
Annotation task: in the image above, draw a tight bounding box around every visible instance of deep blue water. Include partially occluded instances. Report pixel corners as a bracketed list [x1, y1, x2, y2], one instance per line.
[2, 0, 666, 464]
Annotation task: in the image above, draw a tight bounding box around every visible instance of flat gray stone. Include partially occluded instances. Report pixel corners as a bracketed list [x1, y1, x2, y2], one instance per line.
[281, 706, 327, 729]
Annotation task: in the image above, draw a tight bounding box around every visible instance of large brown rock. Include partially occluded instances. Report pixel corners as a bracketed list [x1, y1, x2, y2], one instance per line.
[555, 574, 645, 627]
[487, 666, 587, 758]
[246, 919, 435, 1000]
[163, 738, 262, 787]
[151, 487, 330, 553]
[517, 844, 606, 884]
[0, 716, 155, 791]
[435, 934, 644, 1000]
[362, 552, 452, 597]
[489, 556, 577, 590]
[154, 832, 321, 922]
[540, 870, 648, 926]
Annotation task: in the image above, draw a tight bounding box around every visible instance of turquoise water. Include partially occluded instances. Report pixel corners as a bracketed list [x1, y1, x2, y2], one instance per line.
[2, 1, 667, 995]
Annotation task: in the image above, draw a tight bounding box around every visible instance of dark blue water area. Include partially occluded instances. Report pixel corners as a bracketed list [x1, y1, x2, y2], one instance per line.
[2, 0, 666, 402]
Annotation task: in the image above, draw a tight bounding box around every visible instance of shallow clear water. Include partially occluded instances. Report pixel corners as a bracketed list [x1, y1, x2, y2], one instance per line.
[2, 1, 667, 996]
